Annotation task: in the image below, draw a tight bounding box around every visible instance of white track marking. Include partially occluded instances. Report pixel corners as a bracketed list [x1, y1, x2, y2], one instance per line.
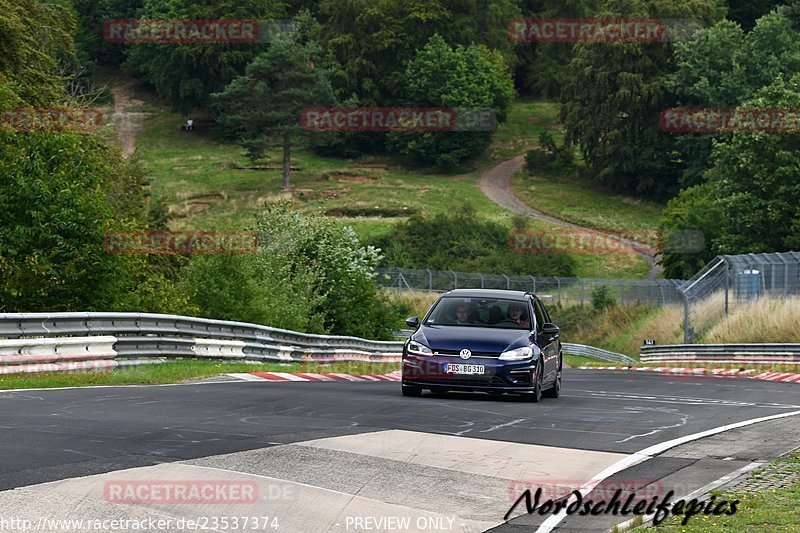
[532, 409, 800, 533]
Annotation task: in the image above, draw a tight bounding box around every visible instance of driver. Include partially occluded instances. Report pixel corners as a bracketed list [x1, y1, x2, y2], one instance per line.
[454, 303, 477, 325]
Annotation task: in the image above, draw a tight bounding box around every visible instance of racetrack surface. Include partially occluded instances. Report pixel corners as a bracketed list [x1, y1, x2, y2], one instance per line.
[0, 369, 798, 532]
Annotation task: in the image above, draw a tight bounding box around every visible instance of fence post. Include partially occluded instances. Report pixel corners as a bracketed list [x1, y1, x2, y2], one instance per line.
[426, 269, 432, 293]
[683, 292, 690, 344]
[620, 283, 625, 306]
[529, 275, 536, 293]
[503, 274, 510, 290]
[578, 278, 584, 306]
[557, 278, 561, 304]
[480, 274, 485, 288]
[451, 271, 457, 290]
[724, 264, 729, 316]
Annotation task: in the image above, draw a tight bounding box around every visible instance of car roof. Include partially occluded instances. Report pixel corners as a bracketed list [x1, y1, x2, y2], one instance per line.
[440, 289, 532, 300]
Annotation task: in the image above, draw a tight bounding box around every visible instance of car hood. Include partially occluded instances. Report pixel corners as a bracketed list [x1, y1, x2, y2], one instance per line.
[414, 325, 532, 354]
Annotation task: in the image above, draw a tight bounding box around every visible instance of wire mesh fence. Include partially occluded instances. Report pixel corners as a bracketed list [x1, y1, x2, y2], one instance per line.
[375, 267, 686, 308]
[678, 251, 800, 343]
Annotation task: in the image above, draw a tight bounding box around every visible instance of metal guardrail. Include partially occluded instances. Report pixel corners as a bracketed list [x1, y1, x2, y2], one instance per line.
[641, 344, 800, 364]
[563, 343, 637, 365]
[0, 313, 637, 374]
[0, 313, 404, 373]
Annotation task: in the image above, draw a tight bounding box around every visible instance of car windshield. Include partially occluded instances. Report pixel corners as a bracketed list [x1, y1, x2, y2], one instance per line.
[424, 297, 531, 329]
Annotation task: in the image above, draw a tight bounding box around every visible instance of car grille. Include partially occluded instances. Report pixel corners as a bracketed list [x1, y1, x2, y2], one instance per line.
[433, 349, 501, 358]
[433, 375, 508, 387]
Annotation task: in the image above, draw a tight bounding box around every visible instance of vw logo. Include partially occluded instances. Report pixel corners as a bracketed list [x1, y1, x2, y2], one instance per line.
[459, 349, 472, 360]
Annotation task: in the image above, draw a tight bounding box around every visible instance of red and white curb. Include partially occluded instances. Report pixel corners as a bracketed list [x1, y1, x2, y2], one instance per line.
[225, 370, 402, 383]
[579, 366, 800, 383]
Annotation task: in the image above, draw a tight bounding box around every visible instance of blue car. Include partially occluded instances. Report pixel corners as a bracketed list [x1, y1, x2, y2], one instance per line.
[401, 289, 562, 401]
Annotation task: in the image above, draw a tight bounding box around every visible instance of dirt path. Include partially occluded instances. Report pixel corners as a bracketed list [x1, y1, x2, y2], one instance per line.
[479, 154, 663, 279]
[110, 79, 153, 157]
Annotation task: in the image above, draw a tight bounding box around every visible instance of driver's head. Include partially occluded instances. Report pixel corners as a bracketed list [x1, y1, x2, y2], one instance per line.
[508, 303, 524, 319]
[455, 304, 469, 322]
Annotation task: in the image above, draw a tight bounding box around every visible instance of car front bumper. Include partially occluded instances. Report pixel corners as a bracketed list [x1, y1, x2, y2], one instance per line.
[401, 354, 538, 393]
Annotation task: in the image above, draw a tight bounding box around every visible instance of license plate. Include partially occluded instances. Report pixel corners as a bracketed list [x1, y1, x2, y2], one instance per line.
[444, 363, 485, 375]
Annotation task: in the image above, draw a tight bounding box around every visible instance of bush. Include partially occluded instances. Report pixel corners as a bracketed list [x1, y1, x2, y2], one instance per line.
[180, 204, 410, 339]
[370, 203, 576, 276]
[591, 285, 615, 311]
[526, 129, 574, 175]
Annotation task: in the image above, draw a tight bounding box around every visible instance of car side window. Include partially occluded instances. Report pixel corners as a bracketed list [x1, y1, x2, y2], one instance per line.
[536, 299, 551, 324]
[532, 299, 545, 331]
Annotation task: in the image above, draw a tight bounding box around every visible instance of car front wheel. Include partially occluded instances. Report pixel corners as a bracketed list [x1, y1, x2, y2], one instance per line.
[523, 362, 543, 403]
[543, 356, 562, 399]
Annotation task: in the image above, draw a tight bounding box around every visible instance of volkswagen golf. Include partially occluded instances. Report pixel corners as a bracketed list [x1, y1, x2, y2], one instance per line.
[401, 289, 562, 401]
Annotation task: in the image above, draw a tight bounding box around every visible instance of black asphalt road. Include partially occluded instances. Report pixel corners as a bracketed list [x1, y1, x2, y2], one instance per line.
[1, 369, 799, 531]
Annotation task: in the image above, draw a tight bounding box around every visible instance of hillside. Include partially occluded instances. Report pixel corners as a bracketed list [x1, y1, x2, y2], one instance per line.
[108, 77, 661, 280]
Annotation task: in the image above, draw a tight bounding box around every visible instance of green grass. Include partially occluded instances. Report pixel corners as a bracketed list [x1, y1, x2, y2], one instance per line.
[486, 100, 561, 162]
[139, 112, 526, 235]
[511, 170, 663, 233]
[129, 91, 652, 279]
[640, 453, 800, 532]
[0, 360, 400, 389]
[563, 354, 602, 368]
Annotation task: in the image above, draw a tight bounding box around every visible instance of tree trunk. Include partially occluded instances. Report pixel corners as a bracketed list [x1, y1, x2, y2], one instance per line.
[282, 133, 291, 189]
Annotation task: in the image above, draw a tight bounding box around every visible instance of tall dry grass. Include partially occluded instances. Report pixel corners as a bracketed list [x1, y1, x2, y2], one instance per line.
[703, 296, 800, 343]
[384, 290, 440, 320]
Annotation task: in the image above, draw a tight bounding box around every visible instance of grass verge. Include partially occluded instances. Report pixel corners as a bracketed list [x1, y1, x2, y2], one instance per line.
[640, 452, 800, 532]
[0, 361, 400, 390]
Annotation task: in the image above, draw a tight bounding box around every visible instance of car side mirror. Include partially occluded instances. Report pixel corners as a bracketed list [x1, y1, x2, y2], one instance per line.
[541, 323, 560, 336]
[405, 316, 420, 328]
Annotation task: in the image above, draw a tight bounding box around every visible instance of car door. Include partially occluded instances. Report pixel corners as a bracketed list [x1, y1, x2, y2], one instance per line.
[533, 298, 558, 384]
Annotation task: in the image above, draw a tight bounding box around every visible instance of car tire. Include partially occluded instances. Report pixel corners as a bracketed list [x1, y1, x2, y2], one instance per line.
[402, 384, 423, 397]
[543, 356, 562, 399]
[523, 362, 543, 403]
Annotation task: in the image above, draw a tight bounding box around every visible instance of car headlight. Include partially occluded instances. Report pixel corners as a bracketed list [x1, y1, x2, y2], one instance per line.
[407, 340, 433, 356]
[499, 346, 533, 361]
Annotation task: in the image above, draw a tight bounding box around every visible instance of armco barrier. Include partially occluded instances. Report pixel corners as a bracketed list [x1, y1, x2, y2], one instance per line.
[0, 336, 118, 374]
[641, 344, 800, 364]
[0, 312, 405, 374]
[0, 313, 634, 374]
[562, 343, 637, 365]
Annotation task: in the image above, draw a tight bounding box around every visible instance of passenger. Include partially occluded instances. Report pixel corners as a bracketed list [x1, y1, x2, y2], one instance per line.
[507, 303, 531, 329]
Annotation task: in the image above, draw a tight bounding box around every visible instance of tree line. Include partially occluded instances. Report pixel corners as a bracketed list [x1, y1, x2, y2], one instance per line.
[2, 0, 798, 327]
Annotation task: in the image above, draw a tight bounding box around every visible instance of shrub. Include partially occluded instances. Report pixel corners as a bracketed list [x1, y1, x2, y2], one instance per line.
[591, 285, 616, 311]
[370, 203, 576, 276]
[180, 204, 410, 339]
